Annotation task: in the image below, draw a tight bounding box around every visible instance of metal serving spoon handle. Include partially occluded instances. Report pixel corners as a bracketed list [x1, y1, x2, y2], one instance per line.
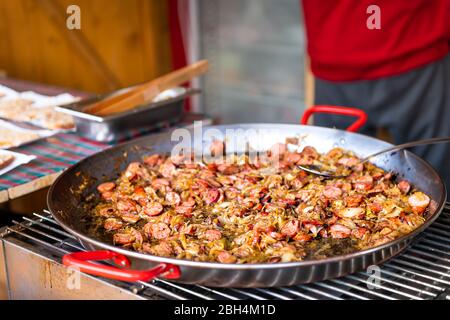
[298, 136, 450, 179]
[359, 136, 450, 164]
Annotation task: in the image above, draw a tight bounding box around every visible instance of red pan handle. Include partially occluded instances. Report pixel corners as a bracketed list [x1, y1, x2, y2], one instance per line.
[300, 105, 368, 132]
[62, 250, 180, 282]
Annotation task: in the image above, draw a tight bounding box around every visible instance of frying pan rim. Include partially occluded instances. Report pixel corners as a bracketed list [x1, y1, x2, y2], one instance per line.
[47, 123, 447, 270]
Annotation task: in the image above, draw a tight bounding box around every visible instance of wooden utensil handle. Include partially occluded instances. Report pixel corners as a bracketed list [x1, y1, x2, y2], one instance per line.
[83, 88, 137, 114]
[93, 60, 208, 116]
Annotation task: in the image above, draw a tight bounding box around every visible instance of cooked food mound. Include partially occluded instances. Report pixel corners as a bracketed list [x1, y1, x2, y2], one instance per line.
[92, 142, 431, 263]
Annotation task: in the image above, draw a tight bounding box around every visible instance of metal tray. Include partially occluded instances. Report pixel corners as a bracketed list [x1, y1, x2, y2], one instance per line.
[55, 87, 199, 142]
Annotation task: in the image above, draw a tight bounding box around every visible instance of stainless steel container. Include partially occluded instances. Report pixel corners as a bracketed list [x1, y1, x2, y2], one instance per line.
[56, 87, 198, 142]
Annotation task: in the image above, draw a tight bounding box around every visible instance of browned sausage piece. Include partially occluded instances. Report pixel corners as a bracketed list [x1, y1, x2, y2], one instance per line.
[175, 205, 194, 216]
[117, 199, 136, 213]
[142, 202, 164, 216]
[205, 229, 222, 241]
[152, 241, 173, 257]
[398, 180, 411, 194]
[217, 251, 237, 263]
[124, 162, 142, 180]
[120, 212, 141, 224]
[345, 194, 363, 207]
[151, 178, 170, 190]
[165, 191, 181, 206]
[203, 189, 219, 205]
[354, 175, 374, 191]
[144, 154, 161, 166]
[160, 162, 176, 178]
[323, 186, 342, 199]
[150, 222, 171, 240]
[329, 224, 351, 239]
[113, 233, 135, 245]
[301, 146, 319, 159]
[104, 218, 123, 231]
[101, 191, 113, 201]
[352, 227, 368, 239]
[182, 197, 196, 207]
[293, 233, 312, 243]
[97, 182, 115, 193]
[280, 220, 300, 237]
[285, 152, 302, 164]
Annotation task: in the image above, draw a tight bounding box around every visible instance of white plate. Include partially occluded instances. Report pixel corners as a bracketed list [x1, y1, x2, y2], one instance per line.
[0, 119, 56, 149]
[0, 149, 36, 176]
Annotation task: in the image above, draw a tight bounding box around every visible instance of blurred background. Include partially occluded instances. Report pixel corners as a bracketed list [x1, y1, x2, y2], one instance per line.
[0, 0, 308, 124]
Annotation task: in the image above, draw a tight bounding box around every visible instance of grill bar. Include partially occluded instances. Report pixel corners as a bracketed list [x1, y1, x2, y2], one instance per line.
[254, 288, 293, 300]
[11, 220, 84, 252]
[21, 216, 78, 240]
[328, 278, 396, 300]
[1, 207, 448, 300]
[355, 271, 435, 297]
[378, 269, 442, 293]
[383, 263, 450, 286]
[313, 282, 370, 300]
[345, 274, 423, 300]
[277, 287, 317, 300]
[296, 284, 343, 300]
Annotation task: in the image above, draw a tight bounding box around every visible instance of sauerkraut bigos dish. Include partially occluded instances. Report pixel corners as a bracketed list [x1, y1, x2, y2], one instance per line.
[92, 140, 431, 264]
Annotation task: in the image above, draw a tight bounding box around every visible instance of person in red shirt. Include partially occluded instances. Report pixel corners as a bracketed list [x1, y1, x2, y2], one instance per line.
[302, 0, 450, 189]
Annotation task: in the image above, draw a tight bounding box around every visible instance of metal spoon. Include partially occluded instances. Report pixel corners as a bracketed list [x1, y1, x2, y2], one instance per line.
[298, 136, 450, 179]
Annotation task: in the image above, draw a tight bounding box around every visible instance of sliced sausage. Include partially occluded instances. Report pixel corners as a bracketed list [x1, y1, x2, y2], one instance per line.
[97, 182, 115, 193]
[293, 233, 312, 243]
[285, 152, 302, 164]
[165, 191, 181, 206]
[301, 146, 319, 159]
[160, 162, 176, 178]
[217, 251, 237, 263]
[143, 154, 161, 166]
[329, 224, 351, 239]
[151, 178, 170, 190]
[101, 191, 113, 201]
[345, 194, 363, 207]
[113, 233, 135, 245]
[398, 180, 411, 194]
[152, 241, 173, 257]
[354, 175, 374, 191]
[120, 212, 140, 224]
[142, 202, 164, 216]
[149, 222, 171, 240]
[280, 220, 300, 237]
[203, 188, 220, 205]
[352, 227, 368, 239]
[182, 197, 196, 207]
[116, 199, 136, 213]
[323, 186, 342, 199]
[124, 162, 143, 180]
[205, 229, 222, 241]
[368, 201, 383, 214]
[104, 218, 123, 231]
[338, 157, 359, 167]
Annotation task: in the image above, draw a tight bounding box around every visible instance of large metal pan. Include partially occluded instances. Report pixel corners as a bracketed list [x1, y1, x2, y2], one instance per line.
[47, 107, 446, 287]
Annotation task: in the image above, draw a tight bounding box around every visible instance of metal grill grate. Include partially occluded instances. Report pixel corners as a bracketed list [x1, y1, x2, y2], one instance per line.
[2, 205, 449, 300]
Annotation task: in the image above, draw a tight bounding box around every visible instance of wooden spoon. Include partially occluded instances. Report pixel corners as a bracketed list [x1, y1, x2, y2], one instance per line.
[85, 60, 209, 116]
